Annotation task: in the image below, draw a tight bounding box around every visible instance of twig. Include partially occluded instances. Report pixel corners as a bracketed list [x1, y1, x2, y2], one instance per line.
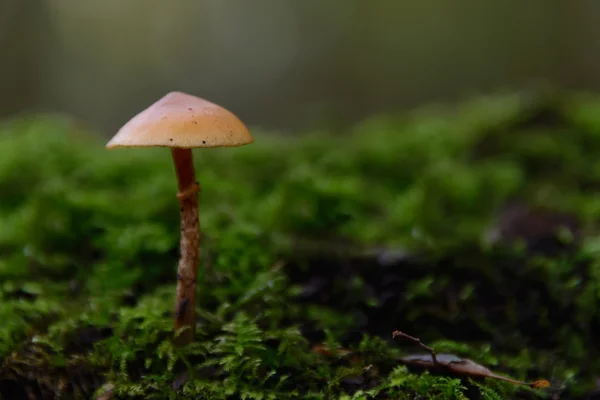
[392, 330, 438, 365]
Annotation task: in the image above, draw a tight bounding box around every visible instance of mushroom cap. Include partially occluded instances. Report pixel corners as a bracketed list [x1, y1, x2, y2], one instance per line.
[106, 91, 253, 149]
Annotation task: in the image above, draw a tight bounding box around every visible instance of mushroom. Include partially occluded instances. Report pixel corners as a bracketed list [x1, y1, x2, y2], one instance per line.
[106, 91, 254, 344]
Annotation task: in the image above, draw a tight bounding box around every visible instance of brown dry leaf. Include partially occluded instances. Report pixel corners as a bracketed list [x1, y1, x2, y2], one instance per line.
[311, 344, 352, 358]
[311, 344, 363, 367]
[400, 353, 548, 389]
[531, 380, 551, 388]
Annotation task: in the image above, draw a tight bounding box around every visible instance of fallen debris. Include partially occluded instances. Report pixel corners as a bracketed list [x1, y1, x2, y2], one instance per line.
[392, 330, 550, 389]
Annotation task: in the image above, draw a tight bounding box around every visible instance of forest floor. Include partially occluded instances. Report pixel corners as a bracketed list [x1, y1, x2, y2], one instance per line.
[1, 92, 600, 399]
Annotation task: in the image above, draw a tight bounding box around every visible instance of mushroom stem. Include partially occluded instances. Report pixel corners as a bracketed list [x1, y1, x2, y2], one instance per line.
[171, 147, 200, 345]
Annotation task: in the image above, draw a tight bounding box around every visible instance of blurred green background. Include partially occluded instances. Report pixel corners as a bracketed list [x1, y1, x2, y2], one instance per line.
[2, 0, 597, 133]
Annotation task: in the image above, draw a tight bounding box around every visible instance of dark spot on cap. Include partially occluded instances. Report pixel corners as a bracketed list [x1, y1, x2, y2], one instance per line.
[192, 121, 197, 124]
[188, 108, 193, 111]
[202, 140, 206, 144]
[169, 138, 173, 141]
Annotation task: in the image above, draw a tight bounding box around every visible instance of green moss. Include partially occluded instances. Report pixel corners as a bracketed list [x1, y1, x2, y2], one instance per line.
[1, 93, 600, 398]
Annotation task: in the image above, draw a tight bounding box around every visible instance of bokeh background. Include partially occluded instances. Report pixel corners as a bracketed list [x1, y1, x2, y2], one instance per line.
[2, 0, 600, 134]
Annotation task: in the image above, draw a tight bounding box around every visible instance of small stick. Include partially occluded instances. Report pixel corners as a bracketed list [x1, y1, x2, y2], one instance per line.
[392, 330, 438, 365]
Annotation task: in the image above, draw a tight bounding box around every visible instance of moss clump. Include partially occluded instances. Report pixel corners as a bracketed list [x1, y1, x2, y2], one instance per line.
[1, 92, 600, 399]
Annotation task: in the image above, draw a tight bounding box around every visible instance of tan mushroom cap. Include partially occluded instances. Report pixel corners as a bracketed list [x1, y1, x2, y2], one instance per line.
[106, 91, 253, 149]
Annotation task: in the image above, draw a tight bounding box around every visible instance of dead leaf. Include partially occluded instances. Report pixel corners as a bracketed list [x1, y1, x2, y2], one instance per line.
[311, 344, 352, 358]
[393, 330, 549, 390]
[400, 353, 549, 388]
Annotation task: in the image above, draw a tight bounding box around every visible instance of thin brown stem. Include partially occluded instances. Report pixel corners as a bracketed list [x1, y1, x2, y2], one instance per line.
[392, 330, 438, 365]
[171, 148, 200, 345]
